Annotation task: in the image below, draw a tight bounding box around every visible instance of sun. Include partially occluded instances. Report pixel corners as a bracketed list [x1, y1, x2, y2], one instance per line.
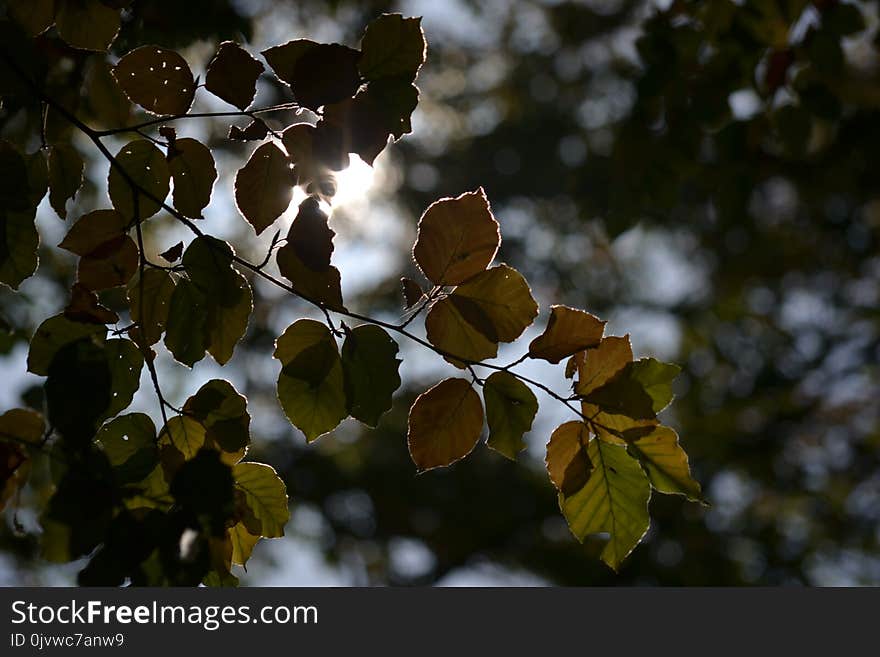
[330, 154, 376, 207]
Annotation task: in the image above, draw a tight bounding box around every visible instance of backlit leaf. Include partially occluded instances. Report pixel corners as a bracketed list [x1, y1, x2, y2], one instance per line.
[96, 413, 158, 485]
[77, 235, 139, 290]
[229, 522, 261, 566]
[48, 144, 84, 220]
[65, 283, 119, 325]
[205, 41, 265, 110]
[167, 138, 217, 219]
[163, 277, 208, 367]
[401, 277, 423, 308]
[529, 305, 605, 364]
[483, 371, 538, 460]
[626, 425, 704, 502]
[55, 0, 120, 52]
[341, 325, 401, 427]
[102, 339, 143, 421]
[547, 422, 651, 570]
[113, 46, 195, 115]
[274, 319, 347, 442]
[0, 207, 38, 290]
[573, 335, 633, 397]
[128, 269, 175, 346]
[233, 462, 289, 537]
[59, 209, 127, 256]
[359, 14, 426, 81]
[413, 188, 500, 285]
[182, 379, 251, 464]
[407, 378, 483, 471]
[582, 358, 681, 419]
[108, 140, 171, 220]
[234, 141, 293, 235]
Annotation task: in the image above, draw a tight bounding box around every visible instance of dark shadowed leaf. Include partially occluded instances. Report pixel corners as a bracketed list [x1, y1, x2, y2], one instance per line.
[159, 242, 183, 263]
[359, 14, 426, 81]
[286, 196, 334, 271]
[107, 140, 170, 220]
[48, 144, 84, 220]
[65, 283, 119, 325]
[163, 277, 208, 366]
[341, 325, 401, 427]
[228, 119, 269, 142]
[262, 40, 361, 111]
[401, 277, 423, 308]
[582, 357, 681, 419]
[205, 41, 265, 110]
[96, 413, 158, 485]
[274, 319, 347, 442]
[483, 371, 538, 460]
[27, 314, 106, 376]
[167, 138, 216, 219]
[0, 207, 38, 290]
[113, 46, 195, 115]
[234, 141, 293, 235]
[128, 269, 176, 346]
[8, 0, 55, 37]
[407, 378, 483, 471]
[413, 188, 500, 285]
[55, 0, 120, 51]
[573, 335, 633, 396]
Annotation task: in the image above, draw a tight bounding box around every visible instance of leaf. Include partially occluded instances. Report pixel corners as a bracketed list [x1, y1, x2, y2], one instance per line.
[127, 269, 174, 345]
[102, 339, 144, 421]
[8, 0, 55, 37]
[85, 59, 131, 129]
[285, 196, 335, 271]
[274, 319, 347, 442]
[582, 358, 681, 419]
[407, 378, 484, 471]
[163, 277, 208, 366]
[529, 305, 606, 364]
[58, 209, 127, 255]
[113, 46, 195, 115]
[108, 140, 171, 220]
[27, 314, 105, 376]
[48, 144, 84, 220]
[65, 283, 119, 325]
[359, 14, 426, 82]
[182, 379, 251, 464]
[167, 138, 217, 219]
[262, 40, 361, 111]
[401, 277, 423, 308]
[229, 522, 261, 566]
[546, 422, 651, 571]
[77, 235, 139, 290]
[483, 371, 538, 460]
[205, 41, 265, 110]
[96, 413, 159, 485]
[234, 141, 293, 235]
[626, 425, 704, 502]
[228, 119, 269, 142]
[0, 207, 38, 290]
[0, 141, 32, 213]
[24, 149, 49, 209]
[425, 264, 538, 366]
[413, 188, 501, 285]
[55, 0, 120, 52]
[573, 335, 633, 396]
[180, 236, 252, 365]
[341, 325, 401, 427]
[233, 462, 289, 537]
[45, 338, 113, 442]
[159, 242, 183, 263]
[0, 408, 43, 511]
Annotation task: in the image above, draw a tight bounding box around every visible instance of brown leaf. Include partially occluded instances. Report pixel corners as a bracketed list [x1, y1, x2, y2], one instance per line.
[263, 40, 361, 111]
[205, 41, 265, 110]
[401, 277, 423, 308]
[64, 283, 119, 325]
[234, 141, 294, 235]
[286, 197, 334, 272]
[167, 138, 217, 219]
[529, 305, 606, 364]
[113, 46, 195, 115]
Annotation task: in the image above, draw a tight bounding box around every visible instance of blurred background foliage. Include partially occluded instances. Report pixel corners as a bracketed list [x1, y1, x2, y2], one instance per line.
[1, 0, 879, 585]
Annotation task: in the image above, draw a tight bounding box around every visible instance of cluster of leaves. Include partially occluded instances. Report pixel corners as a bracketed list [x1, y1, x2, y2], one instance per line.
[0, 4, 700, 582]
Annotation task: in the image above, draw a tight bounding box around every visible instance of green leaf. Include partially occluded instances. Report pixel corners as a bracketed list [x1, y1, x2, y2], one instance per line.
[572, 335, 633, 396]
[163, 277, 208, 367]
[234, 141, 294, 235]
[529, 305, 606, 364]
[547, 422, 651, 570]
[483, 371, 538, 460]
[262, 40, 361, 111]
[55, 0, 120, 52]
[27, 314, 106, 376]
[45, 339, 113, 443]
[0, 207, 38, 290]
[407, 378, 484, 471]
[626, 425, 704, 503]
[112, 46, 195, 115]
[582, 357, 681, 419]
[182, 379, 251, 464]
[128, 269, 176, 346]
[341, 325, 401, 427]
[101, 339, 143, 421]
[359, 14, 426, 82]
[413, 188, 500, 285]
[108, 140, 171, 220]
[96, 413, 159, 485]
[48, 144, 84, 220]
[181, 236, 252, 365]
[425, 264, 538, 366]
[274, 319, 347, 442]
[233, 462, 290, 538]
[205, 41, 265, 110]
[167, 138, 217, 219]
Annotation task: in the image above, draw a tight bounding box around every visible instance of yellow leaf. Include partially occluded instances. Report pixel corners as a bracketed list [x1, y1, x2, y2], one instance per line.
[233, 462, 290, 538]
[573, 335, 633, 396]
[628, 425, 704, 503]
